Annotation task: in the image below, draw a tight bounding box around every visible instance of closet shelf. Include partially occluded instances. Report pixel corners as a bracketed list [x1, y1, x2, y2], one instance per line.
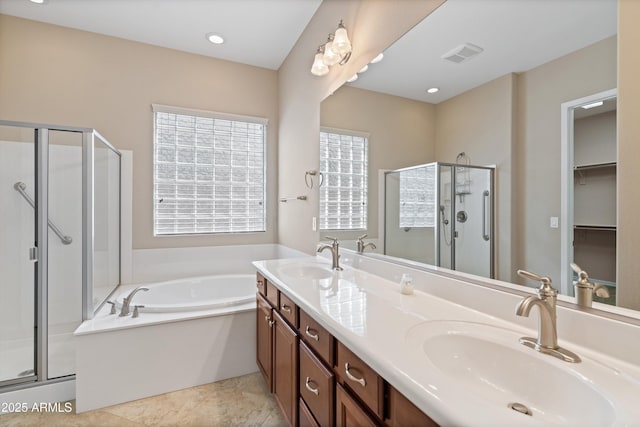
[574, 161, 616, 171]
[574, 224, 616, 231]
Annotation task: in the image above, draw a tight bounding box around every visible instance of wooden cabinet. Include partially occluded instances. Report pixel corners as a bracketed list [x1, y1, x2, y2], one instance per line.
[256, 272, 439, 427]
[336, 383, 379, 427]
[386, 386, 438, 427]
[273, 310, 299, 426]
[299, 341, 334, 427]
[336, 342, 384, 419]
[256, 293, 273, 391]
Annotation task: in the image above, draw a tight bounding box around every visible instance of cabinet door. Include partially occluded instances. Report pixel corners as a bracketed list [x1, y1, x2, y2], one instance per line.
[336, 383, 378, 427]
[256, 293, 273, 391]
[386, 386, 438, 427]
[273, 310, 299, 426]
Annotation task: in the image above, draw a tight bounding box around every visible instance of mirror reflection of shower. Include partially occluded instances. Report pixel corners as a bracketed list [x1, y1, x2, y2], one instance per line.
[384, 162, 495, 278]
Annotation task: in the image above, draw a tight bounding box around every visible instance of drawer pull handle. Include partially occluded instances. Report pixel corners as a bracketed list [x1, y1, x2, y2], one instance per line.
[257, 280, 263, 289]
[305, 377, 319, 396]
[344, 363, 366, 387]
[281, 304, 292, 313]
[305, 326, 319, 341]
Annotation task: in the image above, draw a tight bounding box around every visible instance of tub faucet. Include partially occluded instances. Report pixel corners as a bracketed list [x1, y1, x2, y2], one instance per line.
[119, 286, 149, 317]
[356, 234, 377, 253]
[317, 237, 343, 271]
[515, 269, 581, 363]
[570, 262, 610, 307]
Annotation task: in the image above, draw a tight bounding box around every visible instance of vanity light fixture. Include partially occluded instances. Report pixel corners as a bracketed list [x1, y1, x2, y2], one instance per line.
[346, 74, 358, 83]
[370, 53, 384, 64]
[359, 64, 369, 73]
[581, 101, 604, 109]
[310, 20, 352, 76]
[206, 33, 225, 45]
[29, 0, 46, 3]
[426, 87, 440, 94]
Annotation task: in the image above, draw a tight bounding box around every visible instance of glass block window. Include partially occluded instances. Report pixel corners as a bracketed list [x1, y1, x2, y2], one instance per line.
[399, 164, 436, 228]
[319, 128, 368, 230]
[152, 104, 266, 235]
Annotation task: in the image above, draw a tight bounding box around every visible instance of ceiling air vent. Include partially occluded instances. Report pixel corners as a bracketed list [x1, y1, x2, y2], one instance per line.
[441, 43, 484, 64]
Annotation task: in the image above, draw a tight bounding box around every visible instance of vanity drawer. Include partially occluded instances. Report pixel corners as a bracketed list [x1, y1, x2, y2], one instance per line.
[299, 309, 335, 366]
[265, 279, 279, 308]
[299, 398, 320, 427]
[256, 273, 267, 297]
[278, 292, 298, 328]
[299, 341, 335, 427]
[336, 342, 384, 419]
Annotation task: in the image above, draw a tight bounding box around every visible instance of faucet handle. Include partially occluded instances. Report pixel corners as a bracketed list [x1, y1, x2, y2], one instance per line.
[517, 269, 553, 291]
[357, 234, 368, 241]
[570, 262, 589, 282]
[133, 305, 144, 318]
[106, 301, 117, 315]
[324, 236, 339, 244]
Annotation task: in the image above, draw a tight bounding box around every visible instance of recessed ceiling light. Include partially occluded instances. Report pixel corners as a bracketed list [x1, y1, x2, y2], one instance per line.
[359, 64, 369, 73]
[206, 33, 225, 45]
[426, 87, 439, 94]
[370, 53, 384, 64]
[581, 101, 604, 109]
[346, 74, 358, 83]
[29, 0, 46, 4]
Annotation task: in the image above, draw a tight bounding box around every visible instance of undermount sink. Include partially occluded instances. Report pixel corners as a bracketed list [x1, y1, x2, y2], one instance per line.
[405, 321, 631, 426]
[278, 262, 334, 280]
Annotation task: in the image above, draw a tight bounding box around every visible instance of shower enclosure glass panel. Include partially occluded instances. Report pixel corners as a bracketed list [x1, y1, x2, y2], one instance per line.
[0, 125, 36, 386]
[93, 138, 120, 311]
[384, 162, 494, 278]
[48, 130, 83, 379]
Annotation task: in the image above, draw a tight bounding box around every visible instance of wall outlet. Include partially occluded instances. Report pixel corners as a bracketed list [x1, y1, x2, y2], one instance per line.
[550, 216, 559, 228]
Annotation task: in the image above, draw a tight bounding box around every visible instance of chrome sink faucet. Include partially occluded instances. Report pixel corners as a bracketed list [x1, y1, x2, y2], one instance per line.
[571, 262, 610, 307]
[317, 236, 343, 271]
[356, 234, 376, 253]
[119, 286, 149, 317]
[515, 269, 581, 363]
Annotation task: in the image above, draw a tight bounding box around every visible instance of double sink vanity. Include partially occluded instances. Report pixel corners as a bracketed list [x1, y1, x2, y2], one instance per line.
[253, 251, 640, 426]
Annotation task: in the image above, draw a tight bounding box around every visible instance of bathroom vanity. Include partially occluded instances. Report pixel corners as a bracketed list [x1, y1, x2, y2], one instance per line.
[254, 255, 640, 426]
[255, 271, 436, 426]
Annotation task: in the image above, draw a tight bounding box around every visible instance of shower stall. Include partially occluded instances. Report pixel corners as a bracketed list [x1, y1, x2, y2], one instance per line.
[0, 120, 121, 391]
[384, 162, 495, 278]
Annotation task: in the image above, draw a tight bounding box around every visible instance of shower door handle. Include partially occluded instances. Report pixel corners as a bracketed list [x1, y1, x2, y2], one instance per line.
[29, 247, 37, 262]
[482, 190, 491, 241]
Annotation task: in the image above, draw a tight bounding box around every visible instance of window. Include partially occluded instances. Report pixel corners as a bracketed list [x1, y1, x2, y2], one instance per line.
[152, 104, 266, 235]
[399, 164, 436, 228]
[319, 128, 368, 230]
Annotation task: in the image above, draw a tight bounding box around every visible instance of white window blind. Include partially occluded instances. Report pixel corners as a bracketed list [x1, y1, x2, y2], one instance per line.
[319, 128, 368, 230]
[153, 105, 266, 235]
[399, 164, 436, 228]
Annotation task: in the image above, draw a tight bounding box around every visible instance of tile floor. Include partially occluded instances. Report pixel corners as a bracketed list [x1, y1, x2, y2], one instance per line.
[0, 372, 285, 427]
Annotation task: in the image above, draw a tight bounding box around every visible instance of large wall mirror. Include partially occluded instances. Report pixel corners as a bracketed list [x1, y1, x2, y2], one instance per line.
[319, 0, 633, 312]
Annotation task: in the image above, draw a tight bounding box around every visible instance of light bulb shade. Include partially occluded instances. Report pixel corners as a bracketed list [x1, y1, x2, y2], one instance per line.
[333, 25, 352, 56]
[311, 52, 329, 76]
[323, 41, 341, 66]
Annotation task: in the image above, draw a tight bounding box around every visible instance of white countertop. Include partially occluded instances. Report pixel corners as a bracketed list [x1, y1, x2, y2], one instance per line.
[253, 256, 640, 427]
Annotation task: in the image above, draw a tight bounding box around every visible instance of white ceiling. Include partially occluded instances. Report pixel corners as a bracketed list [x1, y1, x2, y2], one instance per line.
[0, 0, 617, 103]
[0, 0, 323, 70]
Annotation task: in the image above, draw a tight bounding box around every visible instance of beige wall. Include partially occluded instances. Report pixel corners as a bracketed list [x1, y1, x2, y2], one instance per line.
[277, 0, 445, 254]
[320, 86, 436, 240]
[617, 0, 640, 310]
[0, 14, 279, 249]
[435, 73, 517, 281]
[515, 36, 617, 286]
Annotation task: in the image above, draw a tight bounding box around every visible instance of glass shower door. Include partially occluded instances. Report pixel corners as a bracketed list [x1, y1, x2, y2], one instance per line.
[451, 165, 494, 278]
[0, 125, 36, 385]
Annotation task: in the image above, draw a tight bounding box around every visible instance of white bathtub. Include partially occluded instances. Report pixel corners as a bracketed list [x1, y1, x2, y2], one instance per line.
[114, 274, 255, 313]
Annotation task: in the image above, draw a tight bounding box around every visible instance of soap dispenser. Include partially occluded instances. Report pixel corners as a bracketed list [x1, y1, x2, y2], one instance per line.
[400, 274, 414, 295]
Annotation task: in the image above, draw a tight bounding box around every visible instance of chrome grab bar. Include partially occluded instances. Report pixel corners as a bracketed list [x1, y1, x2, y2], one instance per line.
[482, 190, 490, 241]
[13, 182, 72, 245]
